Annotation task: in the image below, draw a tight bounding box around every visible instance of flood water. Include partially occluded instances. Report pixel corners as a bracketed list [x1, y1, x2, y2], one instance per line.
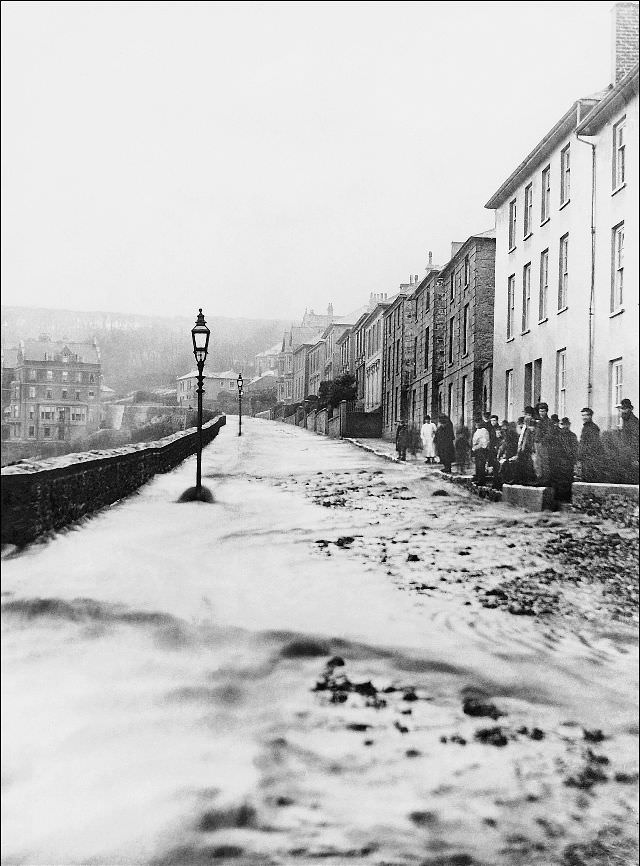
[2, 419, 638, 865]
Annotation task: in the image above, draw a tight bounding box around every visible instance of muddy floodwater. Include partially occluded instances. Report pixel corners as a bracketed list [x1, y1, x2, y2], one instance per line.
[1, 418, 638, 866]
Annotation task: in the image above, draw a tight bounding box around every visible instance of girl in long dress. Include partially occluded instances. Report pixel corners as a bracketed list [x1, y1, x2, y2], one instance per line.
[420, 415, 437, 463]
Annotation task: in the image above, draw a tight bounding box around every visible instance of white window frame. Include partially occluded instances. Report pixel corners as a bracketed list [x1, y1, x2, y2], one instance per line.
[541, 165, 551, 223]
[524, 183, 533, 237]
[560, 144, 570, 205]
[612, 222, 624, 312]
[505, 369, 514, 421]
[508, 199, 517, 250]
[613, 118, 626, 189]
[507, 274, 516, 339]
[558, 234, 569, 310]
[522, 263, 531, 332]
[556, 349, 567, 417]
[610, 358, 623, 425]
[539, 249, 549, 321]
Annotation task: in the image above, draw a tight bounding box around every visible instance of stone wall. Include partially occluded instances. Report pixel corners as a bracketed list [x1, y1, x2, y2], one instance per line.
[1, 416, 226, 546]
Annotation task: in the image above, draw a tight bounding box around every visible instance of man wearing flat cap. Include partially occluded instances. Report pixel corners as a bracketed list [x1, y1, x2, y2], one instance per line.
[617, 398, 639, 483]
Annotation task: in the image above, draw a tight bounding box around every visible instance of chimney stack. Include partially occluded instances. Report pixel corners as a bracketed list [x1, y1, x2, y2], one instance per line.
[611, 2, 639, 84]
[428, 251, 433, 266]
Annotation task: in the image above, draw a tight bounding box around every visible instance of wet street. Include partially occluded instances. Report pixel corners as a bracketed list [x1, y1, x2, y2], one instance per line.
[1, 418, 638, 866]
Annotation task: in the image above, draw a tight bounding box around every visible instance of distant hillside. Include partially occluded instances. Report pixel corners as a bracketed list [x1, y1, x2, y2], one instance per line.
[1, 306, 290, 394]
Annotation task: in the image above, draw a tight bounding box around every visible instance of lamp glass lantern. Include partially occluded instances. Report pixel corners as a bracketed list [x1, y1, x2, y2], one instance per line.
[191, 309, 210, 365]
[237, 372, 243, 394]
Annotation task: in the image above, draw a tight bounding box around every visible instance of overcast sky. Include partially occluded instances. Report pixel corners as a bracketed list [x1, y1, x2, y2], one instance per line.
[2, 1, 614, 322]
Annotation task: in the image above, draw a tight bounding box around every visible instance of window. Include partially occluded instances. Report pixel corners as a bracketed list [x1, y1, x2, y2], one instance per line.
[522, 263, 531, 332]
[462, 305, 469, 355]
[28, 426, 35, 438]
[425, 289, 431, 311]
[612, 223, 624, 311]
[46, 370, 53, 381]
[461, 376, 467, 425]
[524, 362, 533, 408]
[75, 391, 81, 401]
[62, 354, 69, 363]
[448, 317, 455, 365]
[29, 369, 36, 381]
[62, 389, 68, 399]
[539, 249, 549, 320]
[524, 183, 533, 236]
[76, 373, 82, 383]
[613, 118, 626, 188]
[558, 234, 569, 309]
[43, 426, 51, 438]
[507, 275, 516, 339]
[556, 350, 567, 417]
[533, 358, 542, 405]
[450, 272, 454, 300]
[560, 144, 570, 204]
[508, 199, 517, 249]
[464, 255, 470, 286]
[541, 165, 551, 222]
[28, 386, 36, 398]
[424, 326, 430, 369]
[610, 358, 623, 423]
[448, 382, 454, 416]
[423, 384, 429, 419]
[46, 389, 52, 399]
[62, 371, 68, 382]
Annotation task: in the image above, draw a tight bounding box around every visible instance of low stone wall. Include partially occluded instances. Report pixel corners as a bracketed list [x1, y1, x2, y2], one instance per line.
[569, 482, 639, 528]
[1, 416, 226, 546]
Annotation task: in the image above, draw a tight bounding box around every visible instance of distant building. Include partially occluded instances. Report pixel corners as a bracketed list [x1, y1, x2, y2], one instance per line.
[438, 232, 496, 428]
[246, 370, 277, 393]
[382, 288, 415, 438]
[322, 322, 355, 384]
[176, 369, 240, 408]
[362, 303, 389, 413]
[276, 324, 324, 403]
[3, 336, 102, 444]
[307, 339, 327, 397]
[254, 343, 281, 377]
[407, 261, 443, 425]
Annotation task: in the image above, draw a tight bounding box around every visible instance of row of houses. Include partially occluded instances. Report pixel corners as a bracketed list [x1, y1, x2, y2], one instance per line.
[262, 3, 639, 439]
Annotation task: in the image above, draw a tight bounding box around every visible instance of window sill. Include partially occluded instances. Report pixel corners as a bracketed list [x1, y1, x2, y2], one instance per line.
[506, 336, 515, 343]
[557, 306, 569, 315]
[523, 231, 533, 241]
[538, 317, 548, 325]
[612, 182, 626, 197]
[609, 307, 625, 318]
[540, 217, 551, 227]
[521, 329, 530, 336]
[559, 198, 570, 211]
[508, 246, 517, 254]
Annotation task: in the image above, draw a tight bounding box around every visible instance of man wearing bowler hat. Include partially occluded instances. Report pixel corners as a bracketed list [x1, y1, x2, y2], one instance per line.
[617, 398, 639, 483]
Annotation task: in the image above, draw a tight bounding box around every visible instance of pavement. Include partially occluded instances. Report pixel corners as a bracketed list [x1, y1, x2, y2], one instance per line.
[1, 417, 638, 866]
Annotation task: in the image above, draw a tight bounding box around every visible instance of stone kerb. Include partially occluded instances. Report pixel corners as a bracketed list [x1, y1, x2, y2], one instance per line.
[1, 416, 226, 546]
[501, 484, 555, 511]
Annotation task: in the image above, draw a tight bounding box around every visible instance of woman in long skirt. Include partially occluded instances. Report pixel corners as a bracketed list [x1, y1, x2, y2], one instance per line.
[420, 415, 437, 463]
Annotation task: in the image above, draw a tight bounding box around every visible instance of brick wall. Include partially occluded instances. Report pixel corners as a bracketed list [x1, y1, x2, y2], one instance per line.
[1, 416, 226, 546]
[613, 2, 639, 84]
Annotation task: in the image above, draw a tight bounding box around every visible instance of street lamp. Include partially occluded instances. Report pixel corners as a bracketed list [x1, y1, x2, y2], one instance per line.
[237, 372, 244, 437]
[190, 308, 211, 500]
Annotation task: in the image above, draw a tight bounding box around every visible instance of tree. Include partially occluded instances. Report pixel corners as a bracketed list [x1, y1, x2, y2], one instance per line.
[328, 372, 357, 408]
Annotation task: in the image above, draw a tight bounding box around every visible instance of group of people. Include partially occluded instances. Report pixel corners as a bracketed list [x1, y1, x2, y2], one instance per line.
[395, 397, 639, 498]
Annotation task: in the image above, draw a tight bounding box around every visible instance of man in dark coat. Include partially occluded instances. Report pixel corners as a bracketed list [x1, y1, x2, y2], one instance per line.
[617, 398, 639, 483]
[578, 408, 603, 482]
[534, 401, 555, 485]
[554, 417, 579, 501]
[395, 421, 409, 461]
[435, 415, 455, 473]
[496, 420, 518, 487]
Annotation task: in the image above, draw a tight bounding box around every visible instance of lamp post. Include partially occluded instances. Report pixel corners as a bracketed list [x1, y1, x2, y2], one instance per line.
[237, 372, 244, 437]
[191, 308, 210, 499]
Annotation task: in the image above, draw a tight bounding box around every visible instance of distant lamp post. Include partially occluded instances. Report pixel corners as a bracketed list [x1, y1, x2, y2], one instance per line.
[180, 308, 213, 502]
[237, 372, 244, 437]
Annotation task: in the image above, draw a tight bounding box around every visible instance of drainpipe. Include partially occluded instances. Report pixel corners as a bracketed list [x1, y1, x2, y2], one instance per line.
[576, 131, 596, 409]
